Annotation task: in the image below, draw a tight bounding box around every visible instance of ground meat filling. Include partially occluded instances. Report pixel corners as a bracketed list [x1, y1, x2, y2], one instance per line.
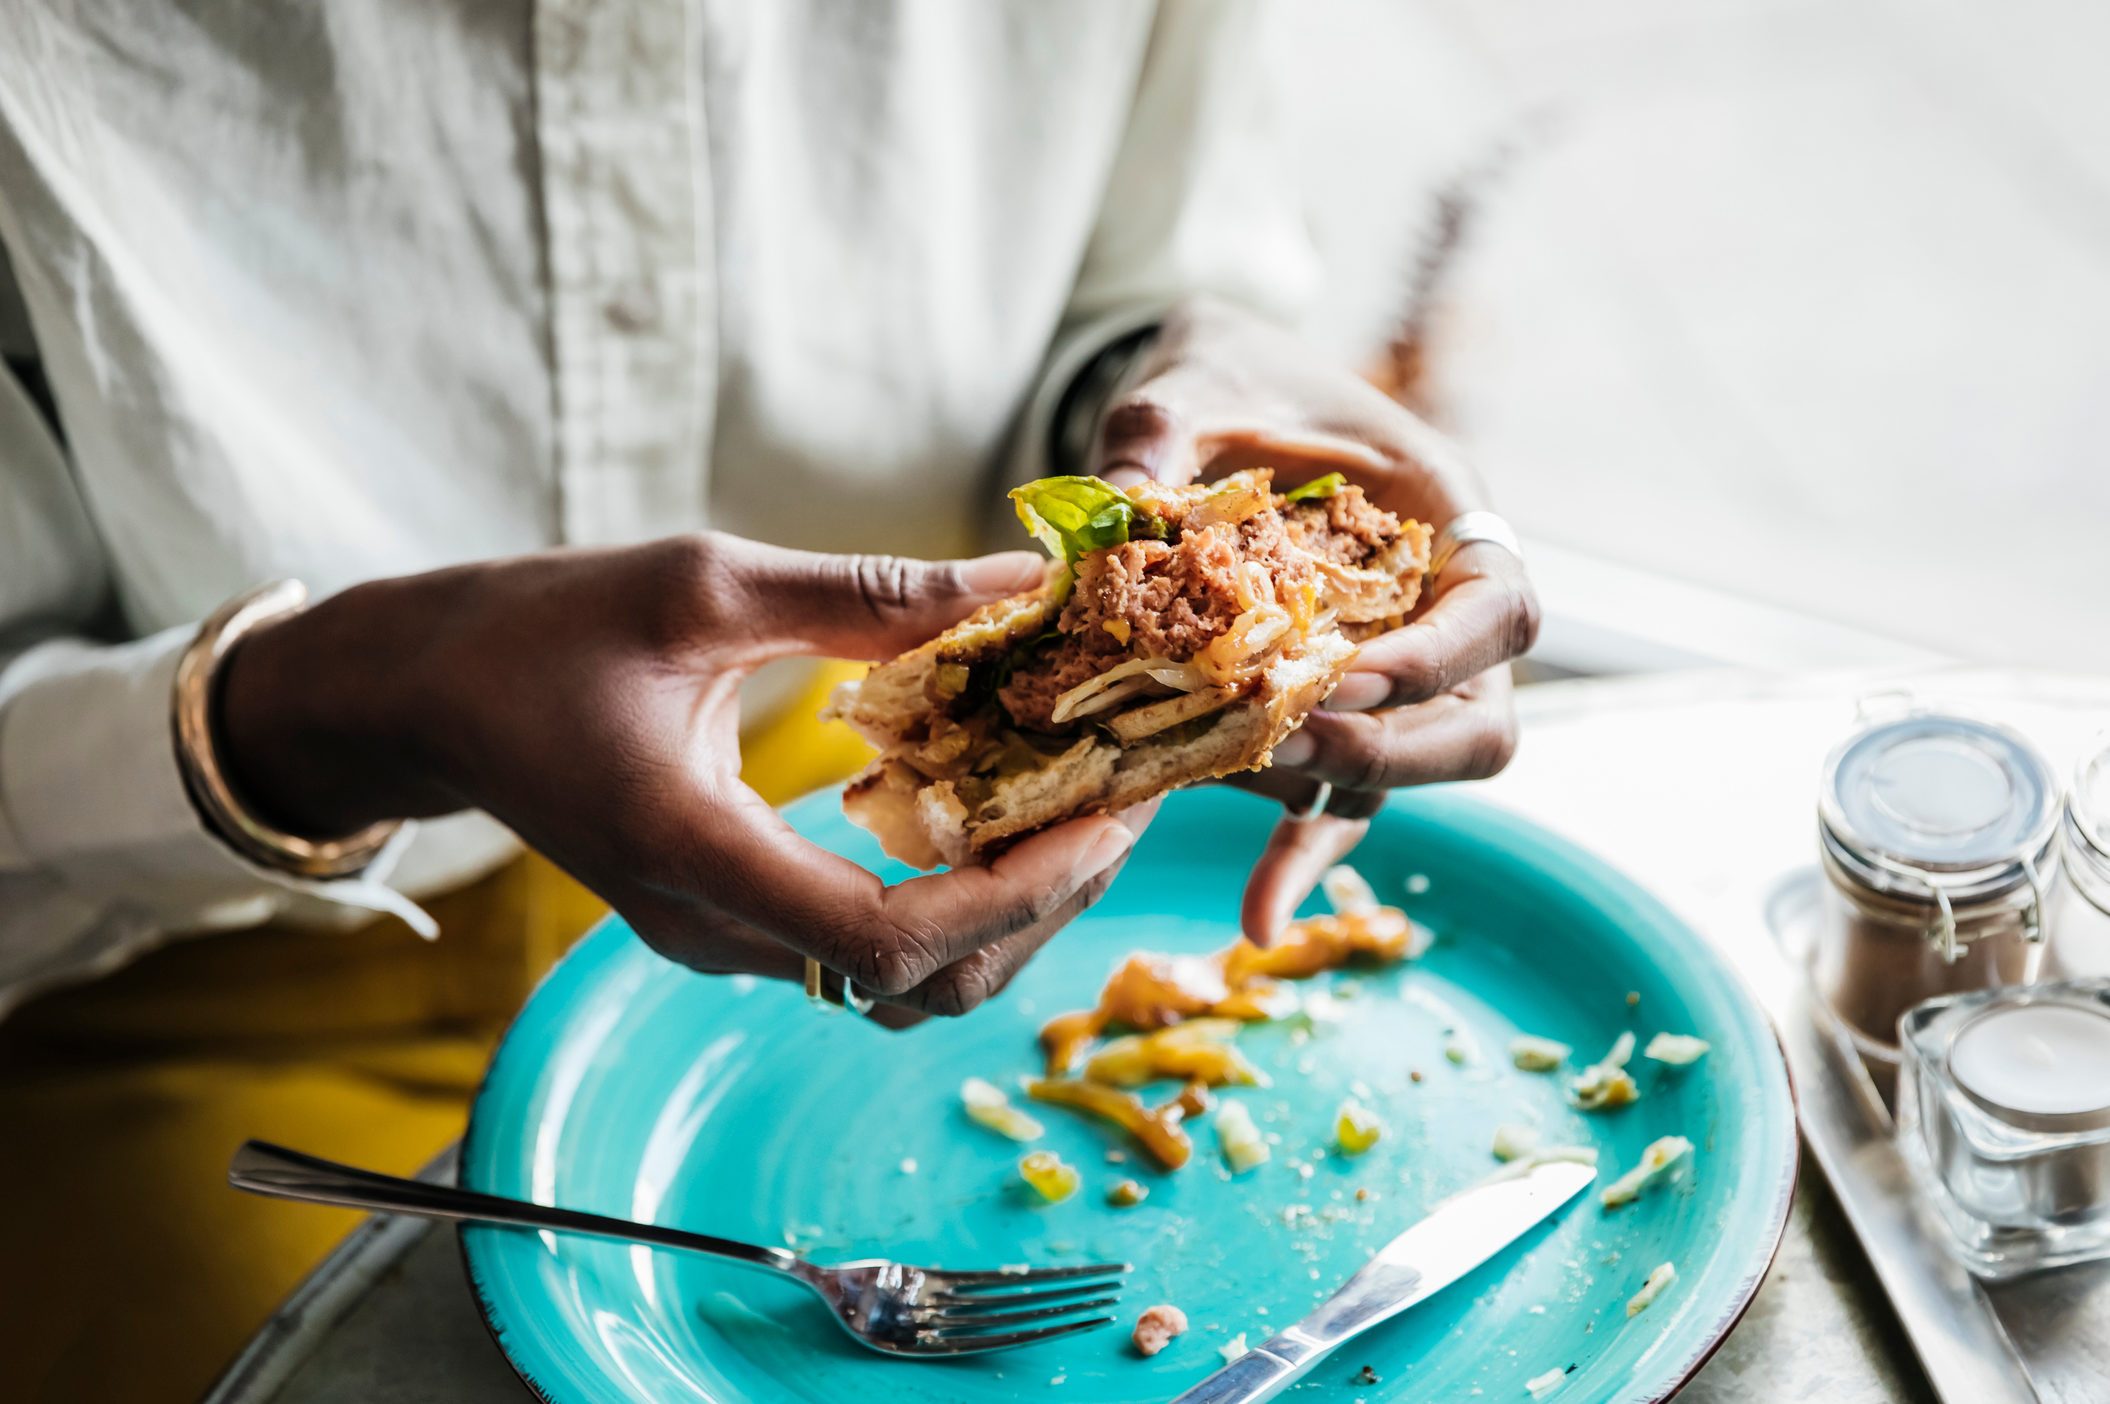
[995, 629, 1125, 732]
[994, 483, 1399, 733]
[1284, 486, 1401, 567]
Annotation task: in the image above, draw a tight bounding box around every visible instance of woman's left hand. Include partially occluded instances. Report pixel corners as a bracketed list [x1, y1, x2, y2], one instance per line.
[1086, 300, 1541, 945]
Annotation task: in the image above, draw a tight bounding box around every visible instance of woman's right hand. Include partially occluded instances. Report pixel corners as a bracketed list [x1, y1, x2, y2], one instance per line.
[215, 534, 1151, 1024]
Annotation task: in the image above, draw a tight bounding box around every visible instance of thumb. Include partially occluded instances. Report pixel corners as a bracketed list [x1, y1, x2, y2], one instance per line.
[730, 540, 1051, 660]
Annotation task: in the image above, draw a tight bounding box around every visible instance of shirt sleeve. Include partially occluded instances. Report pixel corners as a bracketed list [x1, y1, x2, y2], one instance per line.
[0, 347, 434, 1018]
[1007, 0, 1321, 490]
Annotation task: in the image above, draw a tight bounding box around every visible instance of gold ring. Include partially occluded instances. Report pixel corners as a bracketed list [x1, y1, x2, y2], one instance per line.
[804, 958, 874, 1016]
[804, 957, 846, 1014]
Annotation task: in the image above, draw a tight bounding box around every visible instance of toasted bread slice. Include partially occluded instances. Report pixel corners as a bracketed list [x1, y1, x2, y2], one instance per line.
[839, 631, 1356, 865]
[824, 582, 1061, 750]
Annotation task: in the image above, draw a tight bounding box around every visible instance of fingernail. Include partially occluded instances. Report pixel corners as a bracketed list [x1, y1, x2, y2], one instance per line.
[961, 551, 1051, 593]
[1274, 730, 1316, 768]
[1323, 674, 1390, 713]
[1103, 467, 1149, 490]
[1112, 796, 1162, 837]
[1083, 821, 1137, 874]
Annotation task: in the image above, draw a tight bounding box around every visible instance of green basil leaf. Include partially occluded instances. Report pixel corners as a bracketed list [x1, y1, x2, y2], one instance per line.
[1283, 471, 1347, 503]
[1009, 475, 1145, 563]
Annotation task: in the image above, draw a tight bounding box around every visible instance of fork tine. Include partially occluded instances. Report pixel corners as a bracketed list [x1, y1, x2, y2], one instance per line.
[912, 1316, 1114, 1355]
[928, 1282, 1125, 1313]
[928, 1261, 1131, 1290]
[926, 1295, 1121, 1330]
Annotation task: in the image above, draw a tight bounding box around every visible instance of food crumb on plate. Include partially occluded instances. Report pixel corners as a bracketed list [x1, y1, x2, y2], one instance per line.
[898, 1157, 917, 1175]
[962, 1076, 1045, 1141]
[1569, 1033, 1640, 1111]
[1491, 1123, 1540, 1162]
[1216, 1100, 1270, 1173]
[1133, 1304, 1188, 1356]
[1525, 1364, 1570, 1398]
[1643, 1033, 1711, 1066]
[1108, 1178, 1148, 1207]
[1601, 1135, 1694, 1209]
[1627, 1261, 1677, 1317]
[1219, 1332, 1248, 1364]
[1508, 1035, 1571, 1072]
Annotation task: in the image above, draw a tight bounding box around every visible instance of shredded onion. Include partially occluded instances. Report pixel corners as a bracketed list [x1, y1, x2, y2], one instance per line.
[1145, 661, 1210, 691]
[1049, 655, 1200, 725]
[1198, 602, 1293, 684]
[1059, 674, 1157, 721]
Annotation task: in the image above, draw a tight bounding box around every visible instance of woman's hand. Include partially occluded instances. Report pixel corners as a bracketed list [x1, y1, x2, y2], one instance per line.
[1088, 300, 1540, 945]
[216, 535, 1154, 1025]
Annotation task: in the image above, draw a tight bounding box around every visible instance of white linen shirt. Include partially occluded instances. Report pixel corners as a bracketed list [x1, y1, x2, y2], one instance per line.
[0, 0, 1316, 1015]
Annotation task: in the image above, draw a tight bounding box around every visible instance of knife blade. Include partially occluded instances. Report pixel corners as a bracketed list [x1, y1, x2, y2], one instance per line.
[1169, 1159, 1595, 1404]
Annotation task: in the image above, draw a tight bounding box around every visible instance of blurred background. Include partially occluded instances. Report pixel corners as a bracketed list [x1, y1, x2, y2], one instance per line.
[1284, 0, 2110, 678]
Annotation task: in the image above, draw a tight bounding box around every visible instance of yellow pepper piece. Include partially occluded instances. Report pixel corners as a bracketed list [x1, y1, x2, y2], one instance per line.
[1334, 1098, 1384, 1155]
[1018, 1150, 1080, 1203]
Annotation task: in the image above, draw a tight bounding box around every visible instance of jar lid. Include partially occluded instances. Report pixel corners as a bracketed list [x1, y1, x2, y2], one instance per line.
[1820, 712, 2059, 905]
[2066, 735, 2110, 913]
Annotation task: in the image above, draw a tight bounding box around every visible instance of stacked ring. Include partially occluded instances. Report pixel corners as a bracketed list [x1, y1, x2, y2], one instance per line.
[1428, 509, 1524, 579]
[1285, 781, 1334, 822]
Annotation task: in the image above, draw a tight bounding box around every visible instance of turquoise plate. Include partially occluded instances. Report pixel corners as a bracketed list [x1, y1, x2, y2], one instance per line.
[461, 788, 1795, 1403]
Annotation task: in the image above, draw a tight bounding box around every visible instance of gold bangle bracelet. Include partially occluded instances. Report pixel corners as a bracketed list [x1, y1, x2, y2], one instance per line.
[171, 579, 402, 879]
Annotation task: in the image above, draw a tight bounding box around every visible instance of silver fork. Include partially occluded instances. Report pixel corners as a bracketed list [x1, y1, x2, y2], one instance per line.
[229, 1141, 1126, 1356]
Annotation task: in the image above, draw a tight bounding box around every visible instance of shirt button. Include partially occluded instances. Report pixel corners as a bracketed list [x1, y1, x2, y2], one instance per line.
[603, 288, 659, 333]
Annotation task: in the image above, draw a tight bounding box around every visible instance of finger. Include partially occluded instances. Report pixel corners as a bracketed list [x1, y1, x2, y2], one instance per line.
[1188, 426, 1390, 483]
[717, 537, 1049, 661]
[697, 785, 1141, 999]
[1321, 546, 1539, 713]
[1276, 679, 1519, 793]
[1093, 395, 1201, 486]
[1094, 397, 1394, 490]
[874, 799, 1156, 1019]
[1219, 765, 1385, 821]
[1239, 812, 1371, 947]
[890, 810, 1155, 1017]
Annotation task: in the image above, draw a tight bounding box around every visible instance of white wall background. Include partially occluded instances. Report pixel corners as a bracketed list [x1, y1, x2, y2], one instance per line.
[1283, 0, 2110, 674]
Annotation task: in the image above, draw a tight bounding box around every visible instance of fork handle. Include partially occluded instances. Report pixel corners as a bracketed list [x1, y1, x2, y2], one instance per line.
[229, 1140, 799, 1276]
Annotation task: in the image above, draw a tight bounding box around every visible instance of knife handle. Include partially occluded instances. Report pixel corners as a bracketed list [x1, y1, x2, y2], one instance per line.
[1167, 1345, 1303, 1404]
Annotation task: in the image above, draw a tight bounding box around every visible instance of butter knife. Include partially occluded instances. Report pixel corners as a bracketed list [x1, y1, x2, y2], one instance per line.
[1170, 1159, 1596, 1404]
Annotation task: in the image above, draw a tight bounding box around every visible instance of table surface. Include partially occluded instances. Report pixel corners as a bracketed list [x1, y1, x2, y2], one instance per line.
[210, 667, 2110, 1404]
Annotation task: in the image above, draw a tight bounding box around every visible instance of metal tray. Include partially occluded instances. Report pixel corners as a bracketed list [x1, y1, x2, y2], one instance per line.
[1767, 868, 2110, 1404]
